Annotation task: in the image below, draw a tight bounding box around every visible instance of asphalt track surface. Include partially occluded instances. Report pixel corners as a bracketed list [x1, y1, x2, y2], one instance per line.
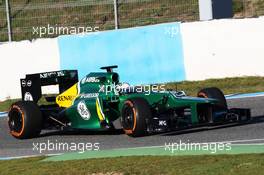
[1, 96, 264, 158]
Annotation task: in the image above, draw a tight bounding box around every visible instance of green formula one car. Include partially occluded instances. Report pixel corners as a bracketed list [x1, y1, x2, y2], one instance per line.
[8, 66, 251, 139]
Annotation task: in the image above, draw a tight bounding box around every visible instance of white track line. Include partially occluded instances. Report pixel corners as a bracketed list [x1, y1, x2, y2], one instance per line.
[2, 139, 264, 160]
[232, 143, 264, 146]
[211, 138, 264, 144]
[101, 138, 264, 152]
[225, 92, 264, 99]
[0, 153, 62, 160]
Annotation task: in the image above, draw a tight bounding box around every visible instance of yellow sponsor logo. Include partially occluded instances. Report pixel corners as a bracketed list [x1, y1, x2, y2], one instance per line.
[57, 95, 75, 102]
[56, 83, 78, 108]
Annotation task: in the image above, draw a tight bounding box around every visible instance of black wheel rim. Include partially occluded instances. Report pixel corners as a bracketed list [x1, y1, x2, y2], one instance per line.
[8, 108, 23, 133]
[122, 104, 135, 130]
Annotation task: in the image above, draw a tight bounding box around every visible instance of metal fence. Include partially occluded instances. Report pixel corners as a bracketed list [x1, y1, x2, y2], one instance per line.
[0, 0, 199, 42]
[0, 0, 264, 42]
[233, 0, 264, 18]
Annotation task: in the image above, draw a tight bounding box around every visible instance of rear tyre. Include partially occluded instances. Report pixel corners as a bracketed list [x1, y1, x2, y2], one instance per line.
[197, 87, 227, 109]
[121, 98, 151, 137]
[8, 101, 42, 139]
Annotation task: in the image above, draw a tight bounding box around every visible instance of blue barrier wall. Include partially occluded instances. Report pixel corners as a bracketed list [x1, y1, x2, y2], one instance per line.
[0, 112, 7, 117]
[58, 22, 185, 85]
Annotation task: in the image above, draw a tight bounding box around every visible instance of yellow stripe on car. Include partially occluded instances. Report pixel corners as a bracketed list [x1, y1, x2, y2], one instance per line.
[96, 98, 105, 121]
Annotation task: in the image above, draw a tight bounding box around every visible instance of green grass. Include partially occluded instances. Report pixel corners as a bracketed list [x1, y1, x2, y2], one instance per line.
[0, 99, 15, 112]
[0, 95, 54, 112]
[1, 76, 264, 112]
[0, 154, 264, 175]
[165, 76, 264, 97]
[233, 0, 245, 14]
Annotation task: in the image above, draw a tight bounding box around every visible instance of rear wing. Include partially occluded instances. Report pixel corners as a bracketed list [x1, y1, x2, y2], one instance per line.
[20, 70, 78, 103]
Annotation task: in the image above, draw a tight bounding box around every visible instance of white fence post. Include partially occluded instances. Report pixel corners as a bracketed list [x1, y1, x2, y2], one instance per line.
[5, 0, 12, 41]
[199, 0, 213, 21]
[114, 0, 119, 29]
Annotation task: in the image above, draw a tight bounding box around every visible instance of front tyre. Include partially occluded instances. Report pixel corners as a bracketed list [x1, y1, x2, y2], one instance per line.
[121, 98, 151, 137]
[198, 87, 227, 109]
[8, 101, 42, 139]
